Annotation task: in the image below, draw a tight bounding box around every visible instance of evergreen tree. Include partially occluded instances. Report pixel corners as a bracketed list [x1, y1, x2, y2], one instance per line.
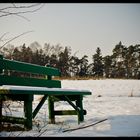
[92, 47, 103, 78]
[58, 47, 71, 76]
[103, 55, 112, 78]
[124, 45, 137, 78]
[12, 47, 21, 61]
[50, 54, 58, 68]
[69, 55, 79, 77]
[78, 55, 88, 77]
[112, 41, 126, 78]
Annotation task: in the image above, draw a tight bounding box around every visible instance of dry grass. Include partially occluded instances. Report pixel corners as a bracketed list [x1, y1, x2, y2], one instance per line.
[53, 76, 105, 80]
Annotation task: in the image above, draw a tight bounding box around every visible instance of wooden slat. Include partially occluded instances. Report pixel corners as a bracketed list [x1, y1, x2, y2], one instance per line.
[0, 87, 92, 95]
[0, 58, 61, 76]
[54, 110, 87, 115]
[0, 116, 25, 124]
[0, 75, 61, 88]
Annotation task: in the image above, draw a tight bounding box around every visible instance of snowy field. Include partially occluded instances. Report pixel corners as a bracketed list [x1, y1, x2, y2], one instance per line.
[0, 79, 140, 137]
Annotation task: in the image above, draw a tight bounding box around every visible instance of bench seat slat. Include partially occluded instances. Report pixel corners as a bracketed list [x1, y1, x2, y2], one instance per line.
[0, 85, 92, 95]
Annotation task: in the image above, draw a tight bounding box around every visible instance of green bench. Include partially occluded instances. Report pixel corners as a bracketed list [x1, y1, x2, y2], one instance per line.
[0, 55, 91, 130]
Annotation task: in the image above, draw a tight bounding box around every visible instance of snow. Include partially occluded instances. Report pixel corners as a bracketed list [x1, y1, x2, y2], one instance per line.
[0, 79, 140, 137]
[0, 85, 91, 93]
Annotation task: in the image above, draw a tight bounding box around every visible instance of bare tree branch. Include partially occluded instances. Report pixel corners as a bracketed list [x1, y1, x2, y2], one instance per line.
[0, 32, 9, 42]
[0, 31, 34, 49]
[63, 119, 108, 132]
[0, 3, 44, 50]
[0, 10, 31, 21]
[0, 3, 41, 11]
[13, 14, 31, 22]
[0, 3, 45, 21]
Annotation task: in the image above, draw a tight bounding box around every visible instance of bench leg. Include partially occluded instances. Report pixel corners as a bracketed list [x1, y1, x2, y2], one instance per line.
[76, 95, 84, 123]
[24, 95, 33, 130]
[48, 96, 55, 124]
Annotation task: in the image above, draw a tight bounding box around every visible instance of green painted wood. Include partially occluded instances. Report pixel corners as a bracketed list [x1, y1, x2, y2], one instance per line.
[63, 96, 80, 113]
[76, 95, 84, 123]
[65, 96, 83, 124]
[0, 55, 92, 127]
[0, 88, 91, 95]
[32, 95, 48, 119]
[0, 58, 61, 76]
[24, 95, 33, 130]
[0, 116, 25, 124]
[52, 95, 82, 101]
[54, 110, 87, 115]
[46, 68, 54, 123]
[47, 75, 52, 80]
[0, 55, 3, 59]
[48, 96, 55, 124]
[0, 94, 33, 101]
[0, 75, 61, 88]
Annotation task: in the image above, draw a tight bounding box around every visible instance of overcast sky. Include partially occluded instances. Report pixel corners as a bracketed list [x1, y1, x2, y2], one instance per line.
[0, 3, 140, 61]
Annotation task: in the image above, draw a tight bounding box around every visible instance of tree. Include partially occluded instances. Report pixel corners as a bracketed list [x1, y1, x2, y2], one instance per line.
[69, 55, 79, 77]
[29, 41, 42, 52]
[43, 43, 53, 56]
[135, 44, 140, 79]
[103, 55, 112, 78]
[112, 41, 127, 78]
[78, 55, 89, 77]
[0, 44, 15, 59]
[12, 47, 21, 61]
[50, 54, 58, 68]
[92, 47, 103, 78]
[125, 45, 139, 78]
[58, 47, 71, 77]
[68, 54, 89, 77]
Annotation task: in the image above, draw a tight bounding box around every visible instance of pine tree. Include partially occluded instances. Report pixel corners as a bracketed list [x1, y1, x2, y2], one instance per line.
[92, 47, 103, 79]
[103, 55, 112, 78]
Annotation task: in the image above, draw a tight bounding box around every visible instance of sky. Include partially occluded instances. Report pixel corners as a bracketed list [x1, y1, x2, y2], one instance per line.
[0, 3, 140, 62]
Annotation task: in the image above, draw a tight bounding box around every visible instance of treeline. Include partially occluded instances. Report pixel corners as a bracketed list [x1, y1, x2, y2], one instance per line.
[0, 41, 140, 79]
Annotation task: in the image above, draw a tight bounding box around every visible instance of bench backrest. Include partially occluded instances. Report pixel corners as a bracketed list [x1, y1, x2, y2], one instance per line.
[0, 55, 61, 88]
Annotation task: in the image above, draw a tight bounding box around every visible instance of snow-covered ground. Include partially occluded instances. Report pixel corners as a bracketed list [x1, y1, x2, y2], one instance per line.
[0, 79, 140, 137]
